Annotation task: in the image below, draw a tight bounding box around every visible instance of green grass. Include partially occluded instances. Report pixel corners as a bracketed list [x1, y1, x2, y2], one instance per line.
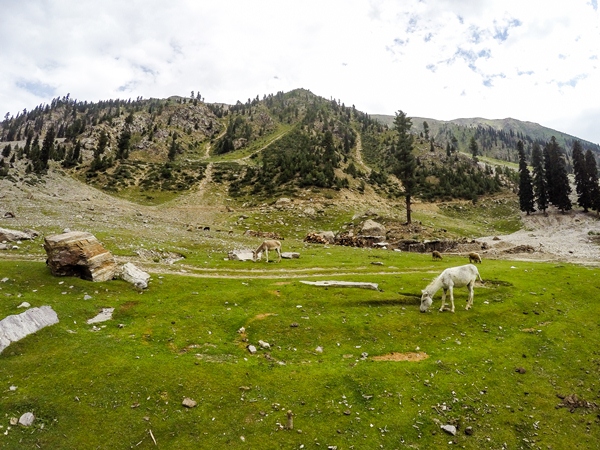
[1, 253, 599, 449]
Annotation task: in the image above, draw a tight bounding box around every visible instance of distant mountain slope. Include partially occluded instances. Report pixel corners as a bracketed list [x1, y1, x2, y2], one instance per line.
[373, 114, 600, 162]
[0, 89, 515, 205]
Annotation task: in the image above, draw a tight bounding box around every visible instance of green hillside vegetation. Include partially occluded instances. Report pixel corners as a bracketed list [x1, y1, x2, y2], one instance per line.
[1, 89, 517, 207]
[373, 114, 600, 167]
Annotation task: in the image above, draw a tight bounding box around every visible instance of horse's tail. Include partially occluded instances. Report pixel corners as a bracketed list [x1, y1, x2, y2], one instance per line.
[476, 268, 483, 283]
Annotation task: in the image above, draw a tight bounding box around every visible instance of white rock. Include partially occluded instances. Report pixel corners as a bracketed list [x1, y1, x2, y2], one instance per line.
[182, 397, 197, 408]
[17, 302, 31, 308]
[441, 424, 457, 436]
[18, 412, 35, 427]
[258, 340, 270, 349]
[86, 308, 115, 324]
[0, 306, 59, 354]
[120, 263, 150, 289]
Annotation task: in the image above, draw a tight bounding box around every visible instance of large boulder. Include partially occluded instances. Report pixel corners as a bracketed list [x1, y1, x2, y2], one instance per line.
[43, 231, 117, 282]
[360, 219, 386, 236]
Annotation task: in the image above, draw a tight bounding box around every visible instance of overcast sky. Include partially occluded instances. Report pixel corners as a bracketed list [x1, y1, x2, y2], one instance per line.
[1, 0, 599, 144]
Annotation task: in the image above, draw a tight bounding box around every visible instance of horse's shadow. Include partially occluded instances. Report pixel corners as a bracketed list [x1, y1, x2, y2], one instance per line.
[349, 293, 422, 308]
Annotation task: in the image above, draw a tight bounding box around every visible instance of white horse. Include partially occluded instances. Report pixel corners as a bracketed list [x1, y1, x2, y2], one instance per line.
[252, 240, 282, 263]
[420, 264, 482, 313]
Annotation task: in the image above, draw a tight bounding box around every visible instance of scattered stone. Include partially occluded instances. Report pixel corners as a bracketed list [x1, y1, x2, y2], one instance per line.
[315, 346, 323, 353]
[18, 412, 35, 427]
[9, 385, 17, 391]
[44, 231, 118, 282]
[258, 340, 270, 349]
[441, 424, 457, 436]
[281, 252, 300, 259]
[86, 308, 115, 324]
[84, 295, 92, 300]
[247, 344, 257, 354]
[465, 426, 473, 435]
[0, 227, 37, 242]
[9, 417, 18, 426]
[0, 306, 59, 354]
[3, 211, 15, 218]
[237, 327, 246, 334]
[557, 393, 598, 412]
[515, 367, 526, 374]
[290, 322, 299, 328]
[182, 397, 197, 408]
[371, 261, 383, 266]
[228, 250, 255, 261]
[17, 302, 31, 308]
[1, 277, 8, 282]
[120, 262, 151, 289]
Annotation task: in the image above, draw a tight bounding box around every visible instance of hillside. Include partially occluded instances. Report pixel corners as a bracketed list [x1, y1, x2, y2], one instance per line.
[0, 89, 515, 208]
[373, 114, 600, 164]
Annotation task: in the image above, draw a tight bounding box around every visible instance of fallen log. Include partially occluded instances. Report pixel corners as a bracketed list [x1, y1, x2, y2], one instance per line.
[299, 280, 379, 291]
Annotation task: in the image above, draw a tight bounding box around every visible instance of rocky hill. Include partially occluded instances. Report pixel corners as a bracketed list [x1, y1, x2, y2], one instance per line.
[0, 89, 516, 207]
[373, 114, 600, 164]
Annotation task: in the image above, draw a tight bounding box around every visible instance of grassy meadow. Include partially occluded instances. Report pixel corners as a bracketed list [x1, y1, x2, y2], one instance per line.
[1, 248, 599, 449]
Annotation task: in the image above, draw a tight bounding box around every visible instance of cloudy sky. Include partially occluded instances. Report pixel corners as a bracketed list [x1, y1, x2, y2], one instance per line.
[1, 0, 599, 143]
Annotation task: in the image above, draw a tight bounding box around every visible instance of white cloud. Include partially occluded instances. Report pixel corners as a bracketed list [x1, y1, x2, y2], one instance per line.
[0, 0, 598, 143]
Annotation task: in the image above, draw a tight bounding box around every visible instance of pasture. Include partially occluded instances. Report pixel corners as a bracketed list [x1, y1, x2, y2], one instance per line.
[1, 248, 599, 449]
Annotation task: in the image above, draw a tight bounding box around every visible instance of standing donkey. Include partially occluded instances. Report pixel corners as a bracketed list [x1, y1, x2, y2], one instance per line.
[252, 240, 282, 263]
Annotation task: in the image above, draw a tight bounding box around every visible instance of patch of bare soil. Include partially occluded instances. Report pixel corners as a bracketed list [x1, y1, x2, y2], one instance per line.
[476, 209, 600, 266]
[371, 352, 429, 362]
[556, 393, 598, 412]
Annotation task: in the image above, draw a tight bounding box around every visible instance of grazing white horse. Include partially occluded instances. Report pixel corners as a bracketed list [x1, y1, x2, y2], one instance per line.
[252, 240, 282, 263]
[420, 264, 482, 313]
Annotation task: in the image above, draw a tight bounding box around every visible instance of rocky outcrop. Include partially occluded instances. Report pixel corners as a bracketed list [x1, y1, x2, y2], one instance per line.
[43, 231, 117, 282]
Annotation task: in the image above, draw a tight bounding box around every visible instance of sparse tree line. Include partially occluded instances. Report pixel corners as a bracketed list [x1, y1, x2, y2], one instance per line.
[518, 137, 600, 215]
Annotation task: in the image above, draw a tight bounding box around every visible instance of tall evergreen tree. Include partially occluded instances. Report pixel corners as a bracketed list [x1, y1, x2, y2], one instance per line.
[116, 128, 131, 160]
[572, 140, 591, 212]
[517, 140, 535, 215]
[531, 142, 548, 214]
[469, 136, 479, 161]
[544, 137, 571, 212]
[585, 150, 600, 213]
[36, 126, 55, 173]
[391, 110, 416, 224]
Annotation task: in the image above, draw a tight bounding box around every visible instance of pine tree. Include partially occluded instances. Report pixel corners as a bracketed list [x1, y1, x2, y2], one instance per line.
[531, 143, 548, 214]
[517, 141, 535, 215]
[585, 150, 600, 213]
[544, 137, 571, 212]
[36, 126, 55, 173]
[469, 136, 478, 161]
[391, 110, 416, 224]
[572, 140, 591, 212]
[116, 128, 131, 160]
